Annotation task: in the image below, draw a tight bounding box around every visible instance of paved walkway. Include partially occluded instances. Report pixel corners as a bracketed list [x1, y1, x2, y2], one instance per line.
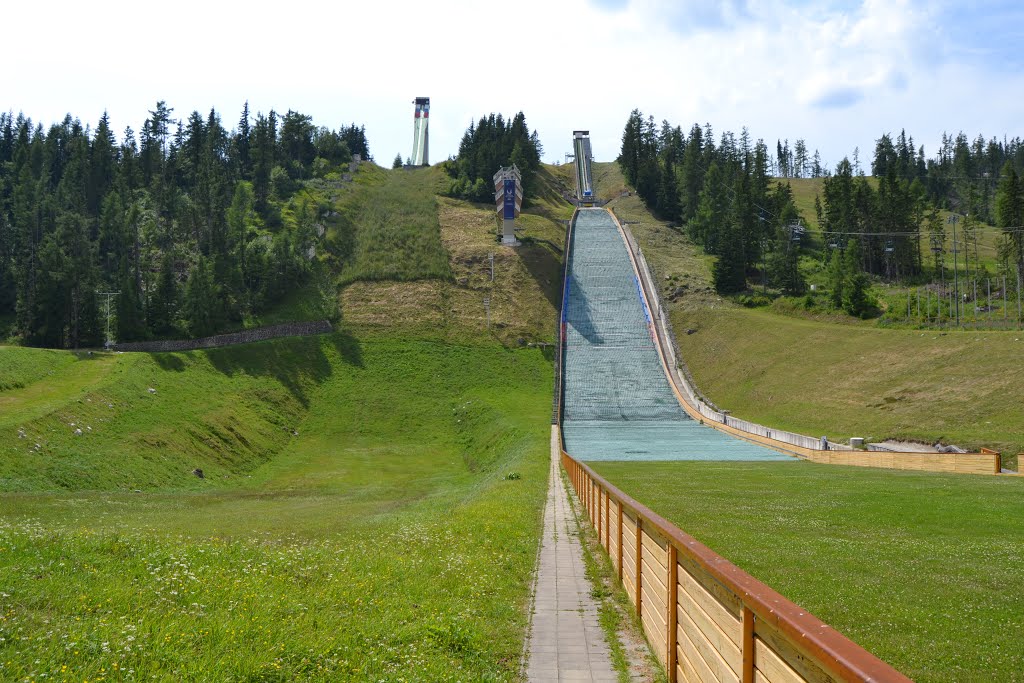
[524, 429, 617, 682]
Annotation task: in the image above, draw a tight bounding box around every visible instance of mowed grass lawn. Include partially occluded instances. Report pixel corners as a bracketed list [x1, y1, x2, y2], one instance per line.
[0, 336, 552, 681]
[590, 460, 1024, 682]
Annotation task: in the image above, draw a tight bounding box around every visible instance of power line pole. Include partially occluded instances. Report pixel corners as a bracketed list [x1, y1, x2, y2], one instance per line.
[948, 215, 960, 326]
[97, 290, 120, 348]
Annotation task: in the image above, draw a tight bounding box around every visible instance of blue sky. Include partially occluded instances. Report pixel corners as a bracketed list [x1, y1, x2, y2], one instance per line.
[4, 0, 1023, 172]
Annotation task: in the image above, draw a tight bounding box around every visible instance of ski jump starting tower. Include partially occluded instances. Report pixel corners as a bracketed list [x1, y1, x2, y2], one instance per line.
[572, 130, 594, 205]
[494, 164, 523, 245]
[411, 97, 430, 166]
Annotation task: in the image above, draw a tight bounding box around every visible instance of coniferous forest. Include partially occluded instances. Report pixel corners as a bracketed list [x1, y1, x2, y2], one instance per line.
[444, 112, 543, 202]
[0, 103, 369, 348]
[618, 109, 1024, 316]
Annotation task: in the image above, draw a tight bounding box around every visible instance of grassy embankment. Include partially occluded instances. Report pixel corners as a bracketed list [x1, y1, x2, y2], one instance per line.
[593, 161, 1024, 459]
[335, 164, 570, 346]
[591, 460, 1024, 683]
[0, 163, 573, 681]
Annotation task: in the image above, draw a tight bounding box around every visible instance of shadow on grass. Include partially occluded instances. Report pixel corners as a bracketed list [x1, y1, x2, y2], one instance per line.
[519, 239, 565, 313]
[147, 332, 364, 408]
[151, 354, 186, 372]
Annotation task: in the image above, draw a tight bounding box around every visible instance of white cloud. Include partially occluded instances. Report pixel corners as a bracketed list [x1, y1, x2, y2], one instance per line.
[4, 0, 1023, 171]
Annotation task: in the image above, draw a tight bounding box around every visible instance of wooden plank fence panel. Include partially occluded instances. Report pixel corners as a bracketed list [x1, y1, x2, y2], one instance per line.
[677, 614, 722, 683]
[755, 621, 837, 683]
[641, 603, 668, 666]
[678, 565, 742, 648]
[608, 499, 620, 564]
[679, 555, 743, 618]
[677, 588, 742, 676]
[642, 527, 669, 568]
[642, 554, 669, 605]
[754, 637, 804, 683]
[678, 607, 741, 683]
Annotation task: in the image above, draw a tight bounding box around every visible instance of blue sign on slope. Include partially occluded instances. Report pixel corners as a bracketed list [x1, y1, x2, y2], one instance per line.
[503, 179, 516, 219]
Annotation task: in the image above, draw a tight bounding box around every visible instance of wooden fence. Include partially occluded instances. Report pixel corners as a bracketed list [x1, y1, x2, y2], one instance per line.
[562, 447, 914, 683]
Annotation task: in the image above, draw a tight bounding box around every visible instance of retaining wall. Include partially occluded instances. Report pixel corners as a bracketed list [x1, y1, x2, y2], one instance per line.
[112, 320, 333, 353]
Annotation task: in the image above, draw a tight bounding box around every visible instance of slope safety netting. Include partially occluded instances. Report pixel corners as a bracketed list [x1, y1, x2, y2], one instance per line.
[561, 209, 791, 461]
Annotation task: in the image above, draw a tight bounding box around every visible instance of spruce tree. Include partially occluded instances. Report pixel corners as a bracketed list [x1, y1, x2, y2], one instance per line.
[237, 101, 252, 179]
[149, 253, 178, 336]
[115, 273, 147, 342]
[995, 162, 1024, 273]
[678, 125, 705, 223]
[712, 220, 747, 295]
[688, 162, 729, 254]
[183, 257, 221, 338]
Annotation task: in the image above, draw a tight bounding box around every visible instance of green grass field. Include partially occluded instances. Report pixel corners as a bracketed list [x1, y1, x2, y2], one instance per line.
[589, 460, 1024, 682]
[330, 165, 452, 286]
[671, 306, 1024, 461]
[0, 335, 552, 681]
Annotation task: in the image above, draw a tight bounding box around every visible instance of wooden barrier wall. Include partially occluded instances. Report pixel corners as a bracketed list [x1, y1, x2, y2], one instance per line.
[563, 450, 913, 683]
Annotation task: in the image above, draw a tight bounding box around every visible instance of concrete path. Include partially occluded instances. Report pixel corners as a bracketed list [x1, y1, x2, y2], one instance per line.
[523, 429, 617, 682]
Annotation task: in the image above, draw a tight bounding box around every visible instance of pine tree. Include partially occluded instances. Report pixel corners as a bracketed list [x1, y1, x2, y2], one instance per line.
[793, 139, 808, 178]
[32, 235, 69, 347]
[995, 161, 1024, 273]
[183, 256, 221, 337]
[712, 220, 747, 294]
[115, 273, 147, 342]
[618, 110, 644, 187]
[237, 101, 252, 179]
[688, 162, 729, 254]
[148, 252, 178, 336]
[678, 125, 705, 223]
[392, 153, 403, 169]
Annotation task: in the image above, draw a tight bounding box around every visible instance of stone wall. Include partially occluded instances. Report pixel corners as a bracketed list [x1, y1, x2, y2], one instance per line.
[111, 320, 333, 353]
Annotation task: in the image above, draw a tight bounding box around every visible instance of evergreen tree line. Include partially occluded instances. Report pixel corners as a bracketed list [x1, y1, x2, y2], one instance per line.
[820, 133, 1024, 285]
[444, 112, 543, 202]
[0, 103, 370, 348]
[617, 110, 807, 296]
[619, 110, 1024, 311]
[817, 158, 926, 282]
[869, 129, 1024, 225]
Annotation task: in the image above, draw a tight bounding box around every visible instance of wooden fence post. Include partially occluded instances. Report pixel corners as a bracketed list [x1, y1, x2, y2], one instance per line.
[617, 503, 623, 581]
[667, 544, 678, 682]
[635, 517, 643, 616]
[598, 491, 606, 548]
[742, 606, 755, 683]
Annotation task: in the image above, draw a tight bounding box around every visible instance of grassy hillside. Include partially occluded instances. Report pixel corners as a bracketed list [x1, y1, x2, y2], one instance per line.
[0, 163, 576, 680]
[0, 338, 326, 491]
[338, 164, 569, 346]
[0, 335, 552, 681]
[329, 164, 452, 285]
[672, 307, 1024, 458]
[593, 162, 1024, 460]
[593, 460, 1024, 682]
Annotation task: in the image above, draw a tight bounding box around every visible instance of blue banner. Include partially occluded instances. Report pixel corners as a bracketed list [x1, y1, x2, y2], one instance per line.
[503, 179, 516, 219]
